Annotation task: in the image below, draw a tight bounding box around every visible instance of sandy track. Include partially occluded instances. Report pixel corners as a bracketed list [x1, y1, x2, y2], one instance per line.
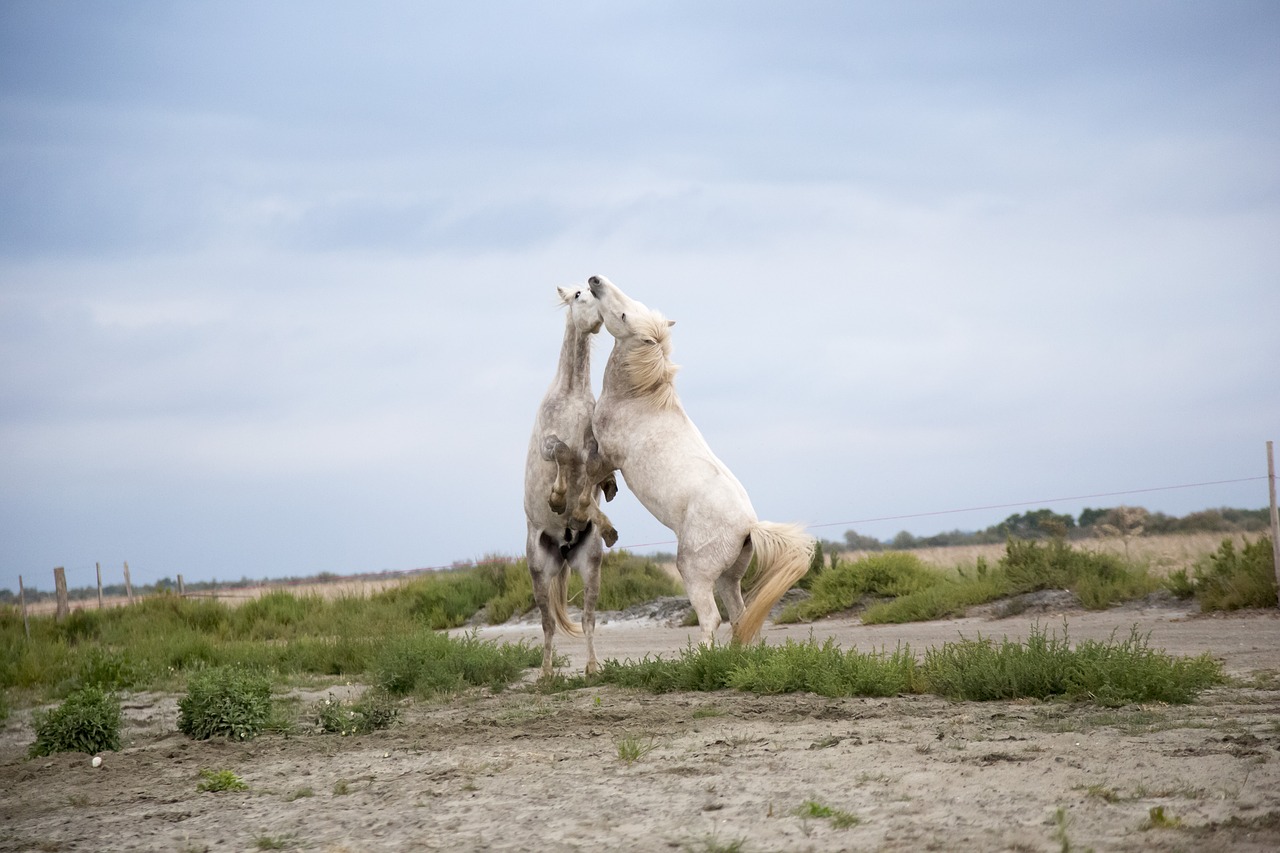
[2, 607, 1279, 852]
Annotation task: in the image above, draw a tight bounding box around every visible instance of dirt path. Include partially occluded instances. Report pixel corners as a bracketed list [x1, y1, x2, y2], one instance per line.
[2, 607, 1279, 852]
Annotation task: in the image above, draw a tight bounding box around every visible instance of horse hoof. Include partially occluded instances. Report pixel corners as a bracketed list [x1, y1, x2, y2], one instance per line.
[602, 526, 618, 547]
[548, 495, 567, 514]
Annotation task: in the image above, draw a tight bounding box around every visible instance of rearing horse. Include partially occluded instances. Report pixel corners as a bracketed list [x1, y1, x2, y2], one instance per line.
[587, 275, 813, 644]
[524, 285, 617, 678]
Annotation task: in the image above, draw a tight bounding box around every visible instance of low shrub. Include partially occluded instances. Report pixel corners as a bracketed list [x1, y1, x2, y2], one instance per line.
[373, 630, 541, 697]
[1000, 538, 1158, 608]
[178, 666, 273, 740]
[314, 688, 398, 736]
[1192, 537, 1276, 611]
[29, 686, 122, 757]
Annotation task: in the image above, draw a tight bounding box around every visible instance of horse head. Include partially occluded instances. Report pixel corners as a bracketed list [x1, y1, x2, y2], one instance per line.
[557, 285, 603, 335]
[587, 275, 674, 342]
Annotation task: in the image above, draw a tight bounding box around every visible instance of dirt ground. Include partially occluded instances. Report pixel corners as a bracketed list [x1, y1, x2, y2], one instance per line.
[3, 604, 1279, 852]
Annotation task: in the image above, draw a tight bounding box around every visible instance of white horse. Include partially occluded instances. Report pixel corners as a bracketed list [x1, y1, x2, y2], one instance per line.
[524, 285, 618, 678]
[586, 275, 813, 644]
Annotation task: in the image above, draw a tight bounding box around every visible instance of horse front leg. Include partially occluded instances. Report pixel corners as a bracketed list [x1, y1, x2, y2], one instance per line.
[577, 440, 619, 545]
[540, 435, 574, 514]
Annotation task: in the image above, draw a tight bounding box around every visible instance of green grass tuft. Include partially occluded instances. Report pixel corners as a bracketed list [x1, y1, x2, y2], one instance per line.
[196, 768, 248, 792]
[921, 622, 1223, 705]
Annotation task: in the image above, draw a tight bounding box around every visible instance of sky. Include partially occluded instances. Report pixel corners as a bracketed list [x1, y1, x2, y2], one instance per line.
[2, 2, 1278, 593]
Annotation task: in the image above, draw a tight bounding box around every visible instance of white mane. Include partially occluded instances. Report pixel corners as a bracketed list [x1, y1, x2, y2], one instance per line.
[617, 309, 680, 410]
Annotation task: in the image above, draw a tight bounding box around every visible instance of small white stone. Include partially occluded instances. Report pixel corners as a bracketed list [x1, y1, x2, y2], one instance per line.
[91, 756, 102, 768]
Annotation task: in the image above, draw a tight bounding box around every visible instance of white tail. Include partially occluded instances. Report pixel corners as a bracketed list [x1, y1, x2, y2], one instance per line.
[547, 566, 583, 638]
[733, 521, 814, 644]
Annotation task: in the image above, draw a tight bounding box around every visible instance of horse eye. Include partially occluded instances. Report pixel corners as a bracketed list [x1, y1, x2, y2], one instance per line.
[621, 312, 626, 321]
[574, 290, 581, 299]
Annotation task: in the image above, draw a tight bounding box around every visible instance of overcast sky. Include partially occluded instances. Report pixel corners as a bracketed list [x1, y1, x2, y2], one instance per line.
[3, 2, 1277, 593]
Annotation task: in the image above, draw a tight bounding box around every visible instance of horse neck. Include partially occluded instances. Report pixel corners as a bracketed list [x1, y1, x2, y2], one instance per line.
[552, 317, 593, 395]
[601, 339, 627, 399]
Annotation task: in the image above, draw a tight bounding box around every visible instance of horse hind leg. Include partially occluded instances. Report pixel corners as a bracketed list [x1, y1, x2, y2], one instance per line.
[540, 435, 573, 514]
[678, 548, 724, 646]
[527, 532, 558, 676]
[714, 539, 753, 639]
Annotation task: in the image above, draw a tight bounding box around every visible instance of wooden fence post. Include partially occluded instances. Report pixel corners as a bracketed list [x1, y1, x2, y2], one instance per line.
[1268, 440, 1279, 608]
[19, 574, 30, 640]
[177, 574, 185, 597]
[123, 561, 134, 604]
[54, 566, 69, 621]
[96, 562, 104, 610]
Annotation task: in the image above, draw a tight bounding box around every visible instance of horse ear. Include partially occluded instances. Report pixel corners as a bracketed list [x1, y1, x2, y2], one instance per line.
[556, 286, 571, 304]
[667, 319, 676, 327]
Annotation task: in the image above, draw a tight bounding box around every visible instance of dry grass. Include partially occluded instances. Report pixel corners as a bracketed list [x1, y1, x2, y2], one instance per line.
[836, 532, 1256, 580]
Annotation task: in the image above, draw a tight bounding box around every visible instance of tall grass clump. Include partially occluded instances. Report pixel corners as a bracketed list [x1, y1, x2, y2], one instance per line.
[777, 552, 941, 623]
[373, 569, 501, 630]
[178, 666, 273, 740]
[598, 638, 918, 698]
[1184, 537, 1276, 611]
[921, 622, 1222, 706]
[29, 685, 122, 756]
[726, 639, 918, 697]
[373, 630, 541, 697]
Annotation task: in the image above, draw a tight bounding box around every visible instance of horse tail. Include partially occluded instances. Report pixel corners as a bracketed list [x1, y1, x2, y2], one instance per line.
[733, 521, 814, 644]
[548, 562, 583, 638]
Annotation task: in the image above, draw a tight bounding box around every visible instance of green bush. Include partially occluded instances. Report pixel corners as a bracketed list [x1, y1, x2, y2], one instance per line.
[1192, 537, 1277, 611]
[178, 666, 273, 740]
[777, 552, 941, 622]
[314, 688, 398, 736]
[29, 686, 122, 756]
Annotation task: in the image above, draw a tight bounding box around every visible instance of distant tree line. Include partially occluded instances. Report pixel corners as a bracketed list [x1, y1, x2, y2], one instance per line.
[4, 507, 1271, 603]
[831, 506, 1272, 553]
[0, 569, 383, 606]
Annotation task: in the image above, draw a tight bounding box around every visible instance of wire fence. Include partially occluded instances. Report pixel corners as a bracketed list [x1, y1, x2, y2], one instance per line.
[12, 474, 1273, 608]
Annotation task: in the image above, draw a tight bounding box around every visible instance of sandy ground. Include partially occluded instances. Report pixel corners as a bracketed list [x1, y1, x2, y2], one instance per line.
[2, 604, 1279, 852]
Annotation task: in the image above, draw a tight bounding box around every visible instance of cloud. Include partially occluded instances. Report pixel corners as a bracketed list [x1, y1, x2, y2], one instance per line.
[1, 3, 1277, 592]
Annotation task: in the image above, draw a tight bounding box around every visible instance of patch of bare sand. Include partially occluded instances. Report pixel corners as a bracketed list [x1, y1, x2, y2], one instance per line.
[2, 608, 1279, 852]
